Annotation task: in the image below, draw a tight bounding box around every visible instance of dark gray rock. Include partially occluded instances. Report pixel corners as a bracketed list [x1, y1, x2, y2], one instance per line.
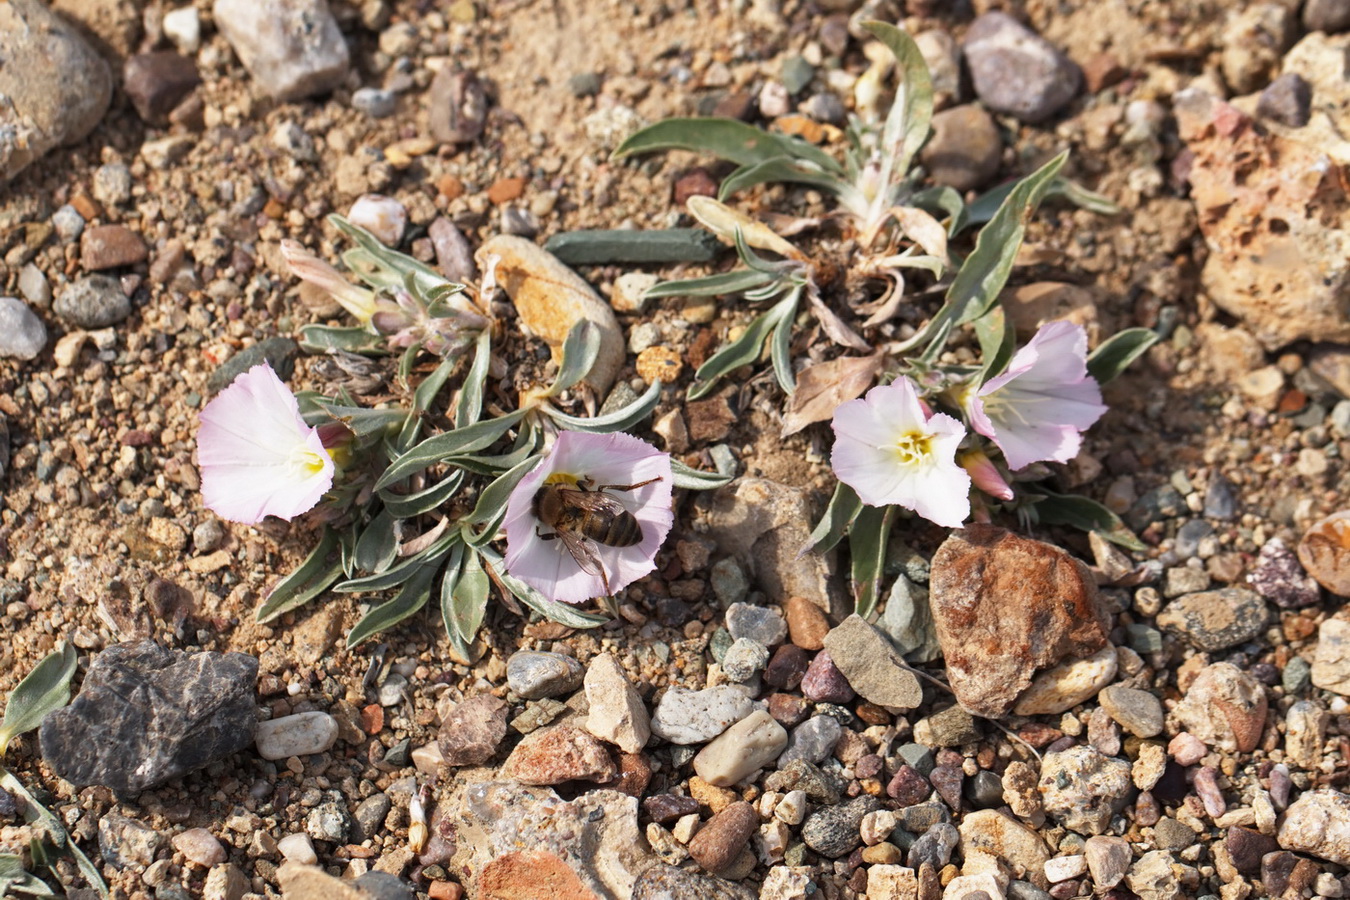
[353, 872, 415, 900]
[1156, 587, 1268, 651]
[632, 863, 754, 900]
[724, 602, 787, 647]
[963, 12, 1081, 123]
[778, 716, 842, 767]
[801, 795, 881, 858]
[908, 822, 960, 870]
[1304, 0, 1350, 33]
[40, 641, 258, 796]
[54, 275, 131, 328]
[1203, 476, 1238, 519]
[351, 793, 392, 843]
[206, 336, 299, 394]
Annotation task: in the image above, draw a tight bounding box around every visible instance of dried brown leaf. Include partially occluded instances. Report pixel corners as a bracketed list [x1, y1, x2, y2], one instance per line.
[781, 353, 885, 436]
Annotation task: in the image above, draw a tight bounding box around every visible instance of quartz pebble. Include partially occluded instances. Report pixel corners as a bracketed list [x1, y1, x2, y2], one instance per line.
[172, 828, 227, 867]
[584, 653, 651, 754]
[212, 0, 350, 100]
[1312, 617, 1350, 695]
[256, 712, 338, 760]
[347, 194, 407, 247]
[0, 297, 48, 360]
[651, 685, 753, 744]
[277, 832, 318, 865]
[1012, 647, 1118, 716]
[1277, 788, 1350, 865]
[692, 710, 788, 787]
[1084, 835, 1131, 890]
[506, 650, 583, 699]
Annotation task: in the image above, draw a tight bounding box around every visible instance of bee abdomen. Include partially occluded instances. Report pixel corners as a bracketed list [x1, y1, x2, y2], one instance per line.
[587, 511, 643, 547]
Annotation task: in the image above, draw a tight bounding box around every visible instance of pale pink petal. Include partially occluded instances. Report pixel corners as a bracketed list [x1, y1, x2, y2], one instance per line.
[197, 364, 335, 524]
[503, 431, 674, 604]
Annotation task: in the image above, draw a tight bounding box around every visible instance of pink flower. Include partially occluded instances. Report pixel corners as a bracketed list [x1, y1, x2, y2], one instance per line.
[967, 321, 1107, 471]
[280, 240, 376, 323]
[959, 449, 1015, 501]
[831, 377, 970, 528]
[503, 431, 674, 605]
[197, 364, 335, 524]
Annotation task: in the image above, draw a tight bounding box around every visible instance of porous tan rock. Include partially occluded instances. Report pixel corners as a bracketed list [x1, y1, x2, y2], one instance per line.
[1169, 662, 1267, 753]
[500, 723, 617, 785]
[929, 525, 1111, 718]
[1298, 511, 1350, 596]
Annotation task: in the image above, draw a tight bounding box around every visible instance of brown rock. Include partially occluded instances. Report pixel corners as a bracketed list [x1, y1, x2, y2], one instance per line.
[673, 167, 718, 206]
[1003, 282, 1101, 343]
[487, 176, 527, 205]
[763, 644, 810, 689]
[686, 394, 736, 442]
[919, 104, 1002, 192]
[438, 695, 508, 766]
[783, 595, 829, 650]
[500, 723, 617, 785]
[1169, 662, 1267, 753]
[1298, 510, 1350, 595]
[80, 225, 148, 270]
[123, 52, 201, 123]
[1176, 89, 1350, 349]
[929, 525, 1111, 718]
[688, 801, 757, 875]
[428, 68, 488, 145]
[1081, 52, 1126, 93]
[612, 751, 652, 798]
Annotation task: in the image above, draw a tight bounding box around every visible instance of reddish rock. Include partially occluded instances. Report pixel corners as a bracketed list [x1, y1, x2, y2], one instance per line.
[438, 695, 508, 766]
[80, 225, 148, 270]
[688, 801, 757, 875]
[929, 525, 1111, 718]
[686, 394, 736, 443]
[673, 167, 717, 206]
[1081, 52, 1126, 93]
[642, 794, 699, 824]
[1169, 662, 1267, 753]
[124, 52, 201, 122]
[500, 723, 617, 785]
[361, 704, 384, 735]
[886, 765, 931, 806]
[763, 644, 810, 690]
[766, 693, 812, 727]
[612, 751, 652, 798]
[783, 595, 830, 650]
[800, 651, 855, 704]
[487, 176, 527, 205]
[1298, 511, 1350, 596]
[479, 849, 597, 900]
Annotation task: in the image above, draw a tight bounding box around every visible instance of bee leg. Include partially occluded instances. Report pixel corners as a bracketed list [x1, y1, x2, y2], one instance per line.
[535, 527, 558, 541]
[594, 476, 663, 492]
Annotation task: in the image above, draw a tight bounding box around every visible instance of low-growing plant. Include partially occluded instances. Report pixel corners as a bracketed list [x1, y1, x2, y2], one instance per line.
[201, 218, 730, 658]
[0, 644, 106, 899]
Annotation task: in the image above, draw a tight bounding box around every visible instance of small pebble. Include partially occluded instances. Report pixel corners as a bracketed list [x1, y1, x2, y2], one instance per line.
[255, 712, 339, 760]
[0, 297, 48, 360]
[506, 650, 584, 699]
[277, 832, 318, 865]
[352, 87, 397, 118]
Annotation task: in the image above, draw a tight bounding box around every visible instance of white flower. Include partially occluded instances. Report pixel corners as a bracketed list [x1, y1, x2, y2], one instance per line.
[197, 364, 335, 524]
[503, 431, 673, 604]
[831, 377, 970, 528]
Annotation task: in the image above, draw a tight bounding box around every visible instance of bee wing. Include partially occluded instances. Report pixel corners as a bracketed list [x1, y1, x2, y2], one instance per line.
[556, 487, 630, 515]
[555, 527, 606, 578]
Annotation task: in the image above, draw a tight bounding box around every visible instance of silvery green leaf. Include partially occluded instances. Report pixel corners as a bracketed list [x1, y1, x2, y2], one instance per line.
[446, 439, 541, 477]
[717, 157, 850, 201]
[0, 768, 107, 898]
[256, 529, 344, 623]
[462, 454, 541, 532]
[316, 402, 409, 438]
[544, 228, 722, 265]
[379, 470, 465, 519]
[329, 215, 458, 297]
[965, 173, 1114, 229]
[445, 548, 489, 650]
[644, 268, 777, 300]
[909, 184, 967, 235]
[0, 853, 55, 896]
[670, 459, 734, 490]
[413, 354, 460, 414]
[545, 380, 662, 432]
[546, 320, 602, 399]
[849, 504, 895, 620]
[688, 293, 798, 400]
[1087, 327, 1159, 384]
[974, 306, 1015, 383]
[0, 643, 76, 755]
[298, 325, 386, 355]
[862, 21, 934, 181]
[455, 329, 492, 429]
[770, 308, 796, 394]
[345, 560, 441, 648]
[334, 530, 457, 593]
[809, 482, 862, 554]
[1028, 489, 1146, 552]
[479, 549, 611, 629]
[614, 117, 843, 175]
[353, 508, 400, 574]
[374, 409, 528, 490]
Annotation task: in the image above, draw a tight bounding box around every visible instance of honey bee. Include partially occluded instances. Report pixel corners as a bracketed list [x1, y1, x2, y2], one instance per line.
[532, 475, 662, 596]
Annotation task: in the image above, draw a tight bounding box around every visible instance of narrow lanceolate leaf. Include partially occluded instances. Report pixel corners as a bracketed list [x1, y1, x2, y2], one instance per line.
[1030, 489, 1146, 552]
[379, 470, 464, 519]
[974, 307, 1015, 384]
[543, 228, 722, 265]
[643, 268, 777, 300]
[614, 117, 842, 174]
[0, 852, 55, 896]
[781, 354, 884, 436]
[454, 329, 492, 429]
[298, 324, 386, 355]
[334, 529, 457, 593]
[316, 403, 410, 438]
[923, 151, 1068, 340]
[445, 548, 489, 650]
[480, 548, 611, 629]
[412, 355, 460, 415]
[545, 379, 663, 433]
[256, 529, 344, 623]
[688, 294, 797, 400]
[862, 21, 934, 177]
[462, 454, 542, 530]
[374, 408, 528, 490]
[0, 643, 77, 755]
[770, 310, 796, 394]
[809, 481, 863, 555]
[849, 504, 895, 620]
[353, 508, 401, 574]
[0, 768, 108, 898]
[670, 459, 735, 490]
[1087, 327, 1159, 384]
[546, 320, 602, 399]
[717, 157, 849, 201]
[346, 560, 442, 648]
[329, 215, 459, 297]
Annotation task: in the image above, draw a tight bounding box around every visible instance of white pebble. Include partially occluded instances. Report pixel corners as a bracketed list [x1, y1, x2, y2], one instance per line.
[347, 194, 408, 247]
[277, 832, 317, 865]
[774, 790, 807, 825]
[163, 7, 202, 53]
[1045, 854, 1088, 883]
[255, 711, 338, 760]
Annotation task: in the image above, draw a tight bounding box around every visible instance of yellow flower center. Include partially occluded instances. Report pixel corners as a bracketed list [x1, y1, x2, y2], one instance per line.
[294, 445, 330, 476]
[893, 431, 933, 467]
